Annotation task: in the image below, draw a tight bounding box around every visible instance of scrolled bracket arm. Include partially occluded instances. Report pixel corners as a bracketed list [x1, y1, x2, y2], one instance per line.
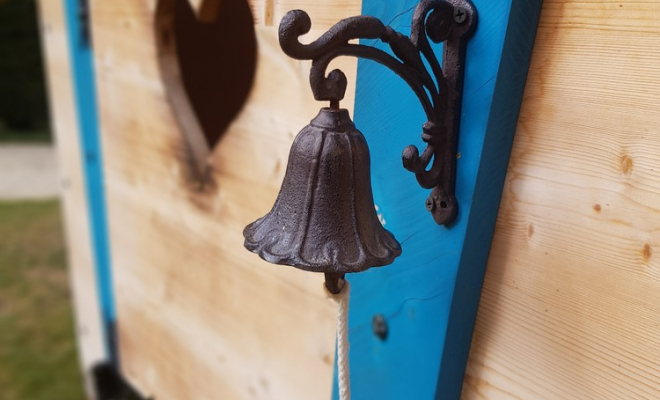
[278, 0, 477, 225]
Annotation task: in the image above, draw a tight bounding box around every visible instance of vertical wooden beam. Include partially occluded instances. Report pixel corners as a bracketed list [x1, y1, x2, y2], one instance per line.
[37, 0, 106, 396]
[61, 0, 117, 363]
[341, 0, 543, 398]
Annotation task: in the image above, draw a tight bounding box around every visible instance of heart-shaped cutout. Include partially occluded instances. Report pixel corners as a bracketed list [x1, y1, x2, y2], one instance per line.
[155, 0, 257, 179]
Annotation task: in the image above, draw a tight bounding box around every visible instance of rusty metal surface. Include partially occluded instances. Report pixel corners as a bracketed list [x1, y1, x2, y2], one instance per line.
[244, 109, 402, 292]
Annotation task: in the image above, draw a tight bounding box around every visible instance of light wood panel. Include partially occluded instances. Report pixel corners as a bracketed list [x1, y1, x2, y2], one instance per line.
[37, 0, 106, 397]
[90, 0, 360, 399]
[463, 1, 660, 399]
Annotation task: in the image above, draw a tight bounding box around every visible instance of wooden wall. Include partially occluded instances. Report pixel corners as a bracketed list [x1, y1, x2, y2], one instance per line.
[463, 1, 660, 398]
[39, 0, 660, 398]
[89, 1, 359, 399]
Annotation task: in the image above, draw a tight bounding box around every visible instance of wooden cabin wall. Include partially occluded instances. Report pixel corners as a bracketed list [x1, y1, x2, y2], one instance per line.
[88, 1, 360, 399]
[39, 0, 660, 399]
[462, 1, 660, 399]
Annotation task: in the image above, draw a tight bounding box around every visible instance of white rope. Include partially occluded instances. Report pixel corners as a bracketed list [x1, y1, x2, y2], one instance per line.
[325, 279, 351, 400]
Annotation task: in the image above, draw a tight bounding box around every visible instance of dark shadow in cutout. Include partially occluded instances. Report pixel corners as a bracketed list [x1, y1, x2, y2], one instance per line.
[155, 0, 257, 179]
[175, 0, 257, 147]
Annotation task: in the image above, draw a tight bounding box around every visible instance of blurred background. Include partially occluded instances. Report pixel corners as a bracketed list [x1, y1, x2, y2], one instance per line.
[0, 0, 85, 399]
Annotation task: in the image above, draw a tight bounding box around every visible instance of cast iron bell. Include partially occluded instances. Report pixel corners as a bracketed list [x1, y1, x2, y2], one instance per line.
[243, 108, 402, 293]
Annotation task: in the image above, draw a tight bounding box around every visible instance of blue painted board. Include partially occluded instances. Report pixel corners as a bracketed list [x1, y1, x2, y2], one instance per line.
[334, 0, 543, 399]
[63, 0, 117, 364]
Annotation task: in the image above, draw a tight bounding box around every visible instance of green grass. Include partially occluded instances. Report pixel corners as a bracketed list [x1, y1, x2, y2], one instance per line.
[0, 199, 85, 400]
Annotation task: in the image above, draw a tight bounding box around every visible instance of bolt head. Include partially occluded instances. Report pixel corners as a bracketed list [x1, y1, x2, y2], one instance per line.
[453, 7, 467, 24]
[372, 314, 388, 340]
[425, 197, 435, 211]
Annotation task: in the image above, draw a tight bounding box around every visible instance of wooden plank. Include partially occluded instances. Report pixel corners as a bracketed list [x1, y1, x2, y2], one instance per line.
[62, 0, 118, 364]
[343, 1, 543, 399]
[89, 1, 361, 399]
[463, 1, 660, 399]
[37, 0, 106, 396]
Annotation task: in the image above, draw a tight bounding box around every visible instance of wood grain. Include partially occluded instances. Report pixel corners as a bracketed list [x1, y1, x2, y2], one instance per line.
[49, 0, 660, 398]
[37, 0, 106, 396]
[463, 1, 660, 399]
[89, 0, 360, 398]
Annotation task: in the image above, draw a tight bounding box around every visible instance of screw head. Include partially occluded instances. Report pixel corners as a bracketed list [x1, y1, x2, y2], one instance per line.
[453, 7, 467, 24]
[425, 197, 435, 211]
[372, 314, 388, 340]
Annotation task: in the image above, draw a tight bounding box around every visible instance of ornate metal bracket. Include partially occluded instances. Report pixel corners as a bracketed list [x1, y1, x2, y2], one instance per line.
[278, 0, 476, 224]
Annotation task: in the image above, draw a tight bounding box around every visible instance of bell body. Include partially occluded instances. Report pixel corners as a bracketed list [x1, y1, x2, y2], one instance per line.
[244, 108, 401, 275]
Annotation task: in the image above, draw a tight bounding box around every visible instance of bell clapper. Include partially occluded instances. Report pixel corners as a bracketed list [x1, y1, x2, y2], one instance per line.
[324, 272, 346, 295]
